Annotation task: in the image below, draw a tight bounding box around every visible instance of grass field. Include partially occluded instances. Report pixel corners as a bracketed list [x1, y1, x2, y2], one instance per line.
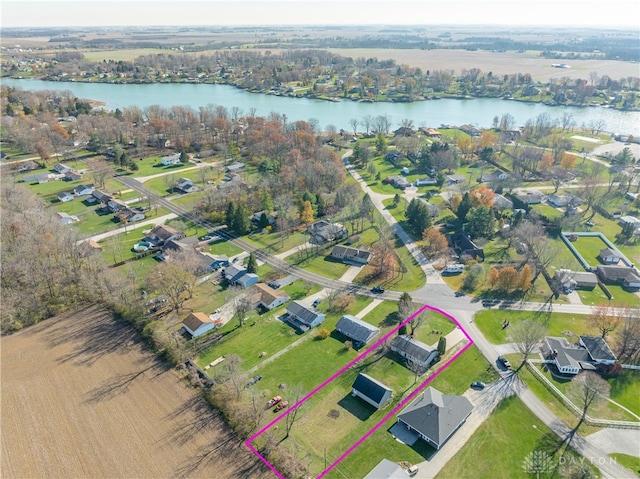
[436, 395, 600, 479]
[0, 306, 264, 479]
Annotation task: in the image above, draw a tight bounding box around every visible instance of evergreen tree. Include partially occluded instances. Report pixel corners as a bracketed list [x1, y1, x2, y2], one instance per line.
[258, 212, 270, 230]
[315, 193, 325, 217]
[406, 198, 432, 236]
[246, 253, 258, 274]
[232, 205, 251, 235]
[465, 206, 496, 239]
[456, 192, 473, 222]
[437, 336, 447, 356]
[225, 202, 235, 228]
[180, 150, 188, 163]
[374, 132, 387, 154]
[261, 191, 274, 212]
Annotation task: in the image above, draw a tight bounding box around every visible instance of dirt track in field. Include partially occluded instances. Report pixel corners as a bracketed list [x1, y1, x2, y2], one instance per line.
[1, 306, 267, 479]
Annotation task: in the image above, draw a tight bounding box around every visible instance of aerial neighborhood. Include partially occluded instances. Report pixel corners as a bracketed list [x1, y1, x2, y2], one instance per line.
[1, 22, 639, 479]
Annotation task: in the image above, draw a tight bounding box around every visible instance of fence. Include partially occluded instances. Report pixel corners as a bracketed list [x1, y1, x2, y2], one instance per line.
[526, 359, 640, 429]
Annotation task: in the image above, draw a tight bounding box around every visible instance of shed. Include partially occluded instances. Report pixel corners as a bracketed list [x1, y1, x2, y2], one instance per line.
[351, 373, 392, 409]
[335, 315, 379, 346]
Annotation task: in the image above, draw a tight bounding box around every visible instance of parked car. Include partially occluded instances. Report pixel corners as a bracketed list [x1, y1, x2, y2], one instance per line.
[470, 381, 485, 390]
[371, 286, 385, 294]
[245, 375, 263, 388]
[407, 465, 419, 476]
[312, 298, 322, 308]
[498, 355, 511, 369]
[275, 400, 289, 411]
[267, 395, 282, 407]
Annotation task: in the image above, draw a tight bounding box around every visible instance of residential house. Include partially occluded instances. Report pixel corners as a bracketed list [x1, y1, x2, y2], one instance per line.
[335, 315, 379, 347]
[161, 152, 181, 166]
[330, 245, 374, 265]
[351, 373, 393, 409]
[459, 124, 481, 137]
[53, 163, 72, 174]
[385, 150, 403, 165]
[145, 224, 185, 246]
[500, 129, 522, 143]
[74, 184, 95, 196]
[451, 234, 485, 261]
[391, 335, 438, 369]
[307, 220, 348, 244]
[225, 162, 245, 173]
[596, 265, 640, 290]
[107, 198, 128, 213]
[158, 239, 215, 275]
[543, 335, 617, 375]
[385, 175, 412, 189]
[63, 170, 82, 181]
[598, 248, 621, 265]
[56, 211, 77, 225]
[249, 283, 290, 311]
[414, 178, 437, 187]
[91, 190, 113, 205]
[17, 160, 39, 173]
[618, 216, 640, 228]
[396, 386, 473, 450]
[22, 172, 53, 184]
[77, 239, 103, 256]
[554, 269, 598, 291]
[547, 194, 582, 208]
[176, 177, 198, 193]
[182, 312, 216, 338]
[446, 174, 466, 185]
[251, 210, 276, 226]
[364, 459, 409, 479]
[419, 127, 442, 139]
[481, 171, 509, 183]
[514, 192, 544, 205]
[493, 193, 514, 210]
[285, 300, 326, 332]
[394, 126, 414, 137]
[57, 191, 74, 202]
[116, 208, 145, 223]
[222, 264, 259, 288]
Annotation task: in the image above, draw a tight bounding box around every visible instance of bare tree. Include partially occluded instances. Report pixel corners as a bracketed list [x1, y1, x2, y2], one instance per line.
[349, 118, 359, 136]
[406, 357, 425, 384]
[588, 303, 622, 339]
[215, 353, 246, 400]
[150, 250, 199, 312]
[615, 306, 640, 364]
[508, 319, 547, 370]
[567, 371, 610, 430]
[233, 294, 253, 328]
[284, 383, 305, 439]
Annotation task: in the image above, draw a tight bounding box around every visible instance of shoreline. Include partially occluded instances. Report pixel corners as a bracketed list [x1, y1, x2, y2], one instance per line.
[4, 75, 638, 113]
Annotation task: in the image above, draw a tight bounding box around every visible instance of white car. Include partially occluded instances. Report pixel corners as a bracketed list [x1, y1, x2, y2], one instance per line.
[407, 465, 419, 476]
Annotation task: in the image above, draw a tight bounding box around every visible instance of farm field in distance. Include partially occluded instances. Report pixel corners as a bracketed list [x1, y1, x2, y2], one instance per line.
[0, 306, 265, 479]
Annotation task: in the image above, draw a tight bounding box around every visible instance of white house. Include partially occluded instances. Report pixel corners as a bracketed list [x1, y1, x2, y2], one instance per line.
[351, 373, 392, 409]
[161, 153, 182, 166]
[176, 177, 198, 193]
[57, 191, 74, 202]
[74, 184, 95, 196]
[249, 283, 290, 310]
[285, 301, 326, 331]
[391, 335, 437, 369]
[182, 312, 216, 338]
[56, 212, 77, 225]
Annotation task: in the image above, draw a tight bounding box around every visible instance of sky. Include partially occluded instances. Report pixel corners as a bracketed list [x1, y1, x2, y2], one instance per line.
[2, 0, 640, 28]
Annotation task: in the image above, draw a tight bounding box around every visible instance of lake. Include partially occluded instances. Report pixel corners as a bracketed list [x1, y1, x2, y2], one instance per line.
[3, 78, 639, 135]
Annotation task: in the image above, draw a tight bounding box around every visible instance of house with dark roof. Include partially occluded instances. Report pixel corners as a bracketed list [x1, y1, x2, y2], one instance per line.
[554, 269, 598, 291]
[330, 245, 374, 265]
[450, 234, 484, 261]
[53, 163, 72, 174]
[351, 373, 392, 409]
[182, 312, 216, 338]
[335, 315, 380, 347]
[397, 387, 473, 450]
[285, 301, 325, 332]
[307, 220, 348, 244]
[91, 189, 112, 205]
[542, 335, 617, 375]
[391, 335, 437, 369]
[249, 283, 290, 311]
[145, 224, 185, 246]
[176, 177, 198, 193]
[225, 162, 245, 173]
[116, 208, 146, 224]
[514, 192, 544, 205]
[598, 248, 621, 265]
[74, 184, 95, 196]
[364, 459, 409, 479]
[596, 265, 640, 290]
[57, 191, 74, 202]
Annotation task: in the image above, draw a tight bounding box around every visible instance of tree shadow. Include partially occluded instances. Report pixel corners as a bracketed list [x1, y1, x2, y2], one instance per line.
[84, 361, 168, 404]
[337, 393, 377, 421]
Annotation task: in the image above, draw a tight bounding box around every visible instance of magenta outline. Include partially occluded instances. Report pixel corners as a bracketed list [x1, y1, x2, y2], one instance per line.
[244, 304, 473, 479]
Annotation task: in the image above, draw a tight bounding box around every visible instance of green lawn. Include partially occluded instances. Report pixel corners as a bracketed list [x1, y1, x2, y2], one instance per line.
[436, 396, 600, 479]
[71, 205, 170, 236]
[125, 155, 192, 178]
[608, 370, 640, 414]
[138, 168, 206, 196]
[571, 235, 610, 266]
[209, 239, 243, 257]
[244, 230, 309, 255]
[609, 453, 640, 476]
[286, 254, 350, 280]
[473, 310, 599, 344]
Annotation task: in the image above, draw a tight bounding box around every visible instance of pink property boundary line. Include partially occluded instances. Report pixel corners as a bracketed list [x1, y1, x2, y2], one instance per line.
[245, 304, 474, 479]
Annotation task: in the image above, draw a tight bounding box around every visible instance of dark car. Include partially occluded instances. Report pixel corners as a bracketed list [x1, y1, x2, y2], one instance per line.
[470, 381, 486, 390]
[312, 298, 322, 308]
[498, 355, 511, 369]
[371, 286, 385, 294]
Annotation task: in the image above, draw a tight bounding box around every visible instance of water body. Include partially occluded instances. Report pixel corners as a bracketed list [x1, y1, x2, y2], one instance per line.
[3, 77, 639, 135]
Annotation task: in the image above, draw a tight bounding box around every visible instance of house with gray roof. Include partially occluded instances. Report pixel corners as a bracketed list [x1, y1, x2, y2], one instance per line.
[554, 269, 598, 291]
[222, 263, 259, 288]
[307, 220, 348, 244]
[364, 459, 409, 479]
[397, 386, 473, 450]
[285, 300, 325, 332]
[351, 373, 392, 409]
[598, 248, 621, 265]
[543, 335, 617, 375]
[335, 315, 379, 347]
[330, 245, 374, 265]
[596, 265, 640, 290]
[391, 335, 437, 369]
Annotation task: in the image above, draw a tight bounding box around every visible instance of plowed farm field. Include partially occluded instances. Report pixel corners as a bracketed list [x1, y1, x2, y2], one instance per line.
[1, 306, 265, 479]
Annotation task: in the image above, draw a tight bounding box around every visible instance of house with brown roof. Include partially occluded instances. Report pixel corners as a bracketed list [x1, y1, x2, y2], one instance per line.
[249, 283, 290, 311]
[598, 248, 621, 265]
[145, 224, 185, 246]
[330, 245, 374, 265]
[182, 312, 216, 338]
[596, 265, 640, 290]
